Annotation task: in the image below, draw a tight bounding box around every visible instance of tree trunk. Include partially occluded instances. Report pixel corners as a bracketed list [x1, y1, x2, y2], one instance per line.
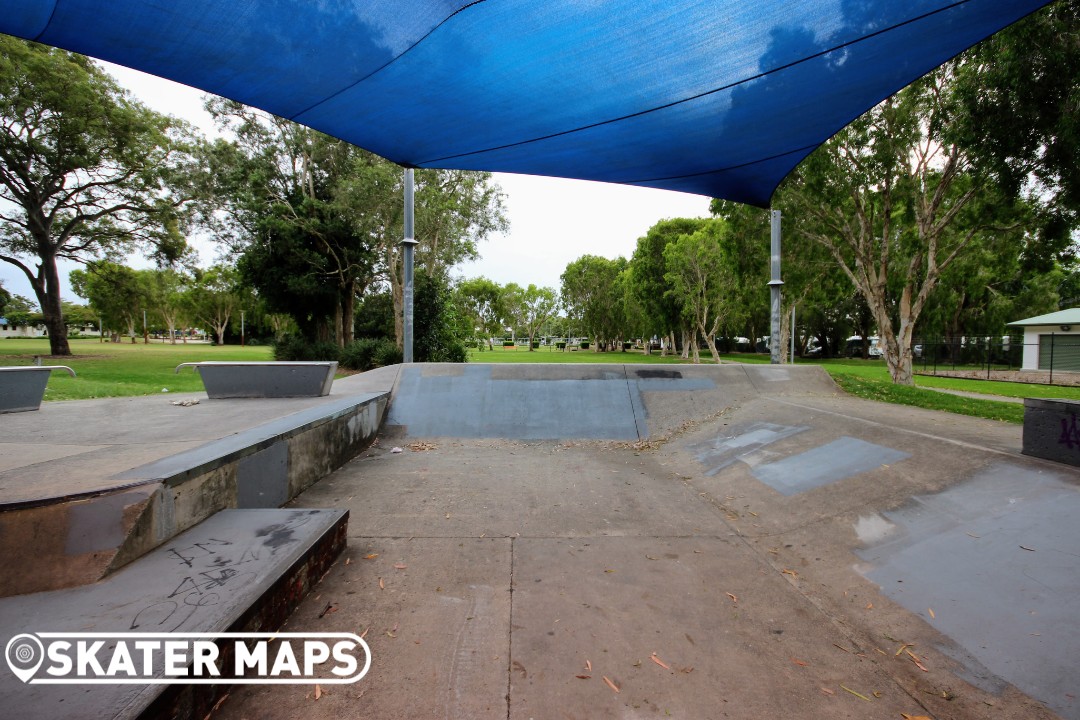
[341, 279, 356, 346]
[387, 245, 405, 349]
[30, 253, 71, 356]
[700, 320, 722, 364]
[333, 296, 344, 348]
[777, 301, 792, 364]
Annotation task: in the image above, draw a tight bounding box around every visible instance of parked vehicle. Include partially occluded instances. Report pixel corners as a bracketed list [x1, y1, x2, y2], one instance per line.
[846, 335, 884, 359]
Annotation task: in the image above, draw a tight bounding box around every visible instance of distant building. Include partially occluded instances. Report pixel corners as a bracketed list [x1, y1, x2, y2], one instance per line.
[0, 317, 46, 338]
[1007, 309, 1080, 372]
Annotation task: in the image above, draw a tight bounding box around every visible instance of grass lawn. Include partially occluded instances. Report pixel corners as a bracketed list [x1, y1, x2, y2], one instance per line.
[0, 337, 272, 400]
[807, 358, 1079, 424]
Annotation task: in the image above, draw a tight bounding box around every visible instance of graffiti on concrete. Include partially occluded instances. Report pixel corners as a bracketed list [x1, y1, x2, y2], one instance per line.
[1060, 412, 1080, 450]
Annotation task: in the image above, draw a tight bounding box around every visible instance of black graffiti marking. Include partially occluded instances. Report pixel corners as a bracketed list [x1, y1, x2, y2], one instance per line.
[167, 569, 243, 599]
[129, 600, 179, 630]
[166, 539, 234, 568]
[1059, 413, 1080, 450]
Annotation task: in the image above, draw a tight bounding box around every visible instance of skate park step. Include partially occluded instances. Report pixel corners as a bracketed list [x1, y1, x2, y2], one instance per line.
[0, 367, 398, 597]
[0, 508, 349, 720]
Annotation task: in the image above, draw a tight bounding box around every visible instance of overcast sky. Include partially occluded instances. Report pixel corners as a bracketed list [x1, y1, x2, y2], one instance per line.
[0, 62, 711, 305]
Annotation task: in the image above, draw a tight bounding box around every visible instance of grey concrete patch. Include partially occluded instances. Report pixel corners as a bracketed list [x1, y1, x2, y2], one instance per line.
[0, 508, 347, 720]
[691, 421, 808, 476]
[753, 436, 911, 495]
[856, 463, 1080, 719]
[237, 440, 288, 508]
[64, 490, 134, 555]
[386, 364, 727, 440]
[387, 364, 641, 439]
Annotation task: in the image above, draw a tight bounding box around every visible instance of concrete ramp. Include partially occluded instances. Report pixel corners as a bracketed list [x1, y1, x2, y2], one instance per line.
[385, 363, 838, 440]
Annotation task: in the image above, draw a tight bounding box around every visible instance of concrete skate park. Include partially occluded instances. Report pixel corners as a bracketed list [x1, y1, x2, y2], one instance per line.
[1, 362, 1077, 720]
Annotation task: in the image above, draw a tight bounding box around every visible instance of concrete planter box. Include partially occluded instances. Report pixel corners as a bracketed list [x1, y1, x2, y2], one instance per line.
[1022, 397, 1080, 466]
[175, 361, 337, 398]
[0, 366, 76, 413]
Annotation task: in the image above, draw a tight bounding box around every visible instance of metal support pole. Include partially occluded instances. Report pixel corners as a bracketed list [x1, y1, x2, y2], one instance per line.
[768, 210, 783, 365]
[241, 312, 245, 347]
[401, 168, 418, 363]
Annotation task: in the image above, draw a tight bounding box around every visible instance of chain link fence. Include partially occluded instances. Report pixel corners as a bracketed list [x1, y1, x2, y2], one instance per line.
[914, 334, 1080, 385]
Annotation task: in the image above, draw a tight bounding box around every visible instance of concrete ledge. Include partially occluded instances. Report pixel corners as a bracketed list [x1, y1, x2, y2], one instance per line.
[0, 508, 348, 720]
[1022, 397, 1080, 466]
[0, 366, 75, 413]
[175, 361, 337, 398]
[0, 391, 386, 597]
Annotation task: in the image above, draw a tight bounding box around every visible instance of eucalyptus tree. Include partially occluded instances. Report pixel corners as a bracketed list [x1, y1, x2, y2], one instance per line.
[662, 219, 743, 363]
[627, 219, 709, 355]
[503, 283, 559, 351]
[200, 102, 377, 345]
[781, 67, 1028, 384]
[184, 264, 242, 346]
[560, 254, 628, 351]
[457, 277, 507, 349]
[69, 262, 147, 343]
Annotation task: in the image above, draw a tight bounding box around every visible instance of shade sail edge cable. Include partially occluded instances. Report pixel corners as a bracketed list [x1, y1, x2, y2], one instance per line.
[416, 0, 979, 167]
[288, 0, 489, 123]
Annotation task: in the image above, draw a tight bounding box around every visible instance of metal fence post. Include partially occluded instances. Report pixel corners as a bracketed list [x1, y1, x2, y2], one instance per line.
[1049, 332, 1055, 386]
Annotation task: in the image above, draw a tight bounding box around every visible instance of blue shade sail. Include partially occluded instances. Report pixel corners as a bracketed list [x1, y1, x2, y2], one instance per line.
[0, 0, 1051, 206]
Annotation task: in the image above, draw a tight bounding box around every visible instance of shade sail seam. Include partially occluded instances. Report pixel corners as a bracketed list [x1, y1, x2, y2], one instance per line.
[29, 0, 60, 42]
[415, 0, 976, 166]
[288, 0, 488, 123]
[624, 143, 819, 186]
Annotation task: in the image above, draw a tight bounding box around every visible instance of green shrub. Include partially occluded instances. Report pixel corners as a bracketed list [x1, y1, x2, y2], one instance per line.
[503, 340, 515, 347]
[373, 341, 403, 367]
[340, 338, 401, 371]
[580, 341, 590, 349]
[531, 341, 540, 349]
[555, 342, 566, 349]
[273, 335, 341, 362]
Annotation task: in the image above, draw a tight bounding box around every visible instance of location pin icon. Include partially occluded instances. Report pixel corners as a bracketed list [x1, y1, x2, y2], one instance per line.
[5, 634, 44, 683]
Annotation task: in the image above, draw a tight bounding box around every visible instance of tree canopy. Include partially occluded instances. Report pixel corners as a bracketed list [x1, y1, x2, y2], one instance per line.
[0, 37, 195, 354]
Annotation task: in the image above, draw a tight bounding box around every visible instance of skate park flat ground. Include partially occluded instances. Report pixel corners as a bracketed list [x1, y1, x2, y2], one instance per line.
[205, 363, 1079, 720]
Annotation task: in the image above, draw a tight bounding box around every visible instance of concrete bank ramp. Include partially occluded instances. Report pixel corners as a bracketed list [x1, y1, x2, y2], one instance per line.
[385, 362, 838, 440]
